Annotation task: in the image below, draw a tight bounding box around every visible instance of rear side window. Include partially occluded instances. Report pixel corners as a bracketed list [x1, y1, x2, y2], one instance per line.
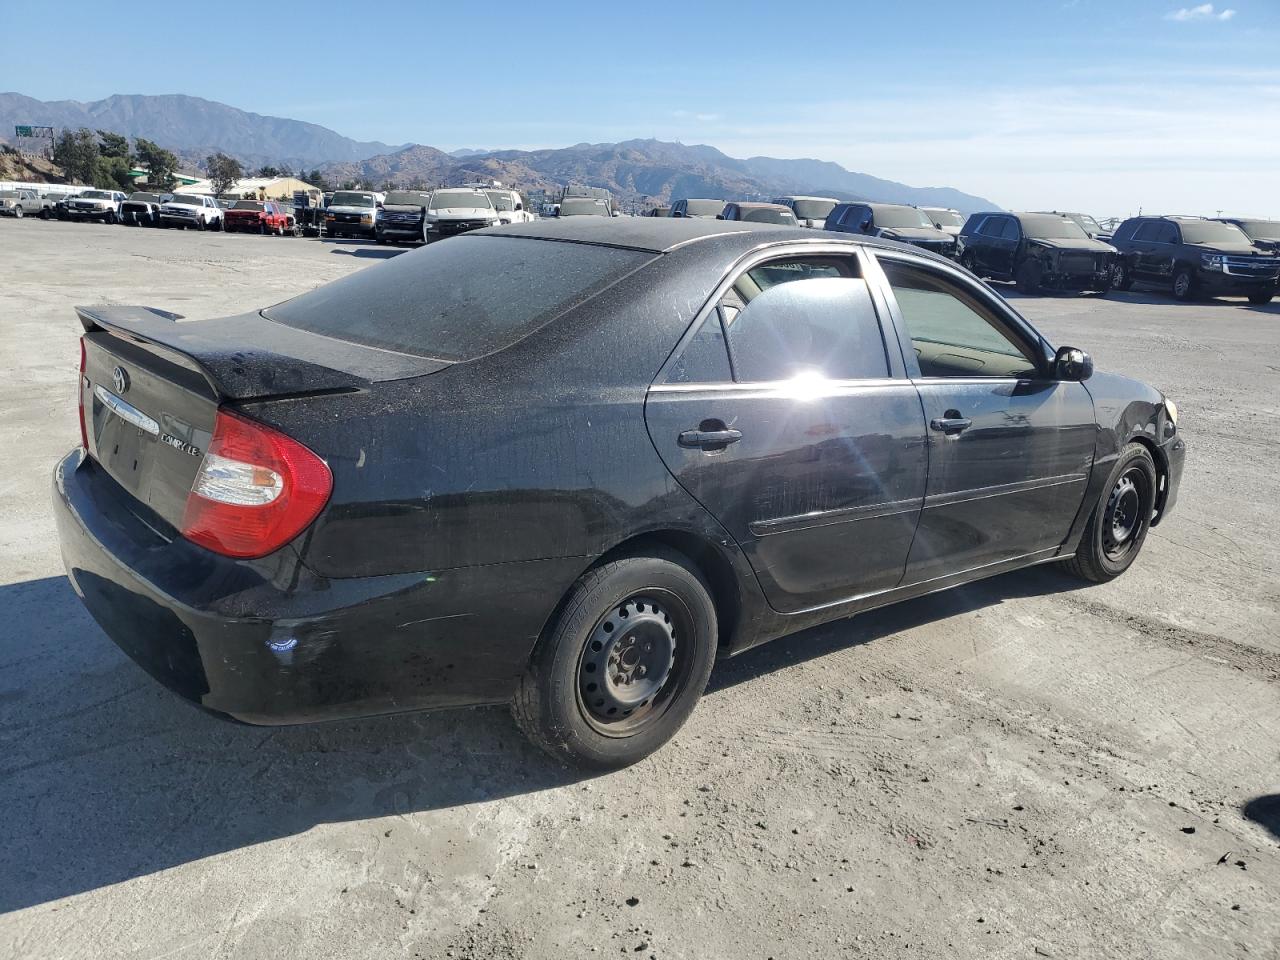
[719, 257, 889, 382]
[980, 217, 1006, 238]
[264, 236, 653, 361]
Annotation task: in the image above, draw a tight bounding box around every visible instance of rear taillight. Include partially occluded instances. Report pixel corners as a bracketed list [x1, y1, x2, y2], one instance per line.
[181, 409, 332, 559]
[78, 337, 88, 449]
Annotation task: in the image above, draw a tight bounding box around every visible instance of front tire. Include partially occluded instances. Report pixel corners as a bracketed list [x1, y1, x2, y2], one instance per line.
[1247, 290, 1273, 305]
[512, 548, 718, 770]
[13, 206, 23, 219]
[1015, 259, 1043, 294]
[1172, 266, 1197, 301]
[1111, 261, 1133, 291]
[1061, 442, 1158, 583]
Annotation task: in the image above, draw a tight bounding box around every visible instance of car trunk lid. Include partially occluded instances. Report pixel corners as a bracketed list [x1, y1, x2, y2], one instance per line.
[77, 304, 447, 533]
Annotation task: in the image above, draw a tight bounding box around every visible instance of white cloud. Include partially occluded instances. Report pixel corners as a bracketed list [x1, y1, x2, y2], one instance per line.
[1165, 4, 1236, 22]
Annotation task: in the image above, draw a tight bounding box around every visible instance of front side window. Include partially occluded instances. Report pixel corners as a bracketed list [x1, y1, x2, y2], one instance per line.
[980, 217, 1006, 238]
[716, 257, 889, 382]
[880, 260, 1040, 379]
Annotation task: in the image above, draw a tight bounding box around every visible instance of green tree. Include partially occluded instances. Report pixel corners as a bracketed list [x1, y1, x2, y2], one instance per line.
[206, 152, 244, 197]
[303, 168, 329, 191]
[52, 128, 100, 184]
[97, 130, 130, 159]
[134, 138, 179, 192]
[256, 164, 281, 178]
[94, 155, 134, 191]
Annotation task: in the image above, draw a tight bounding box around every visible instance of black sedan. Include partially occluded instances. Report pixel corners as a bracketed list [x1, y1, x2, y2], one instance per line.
[54, 219, 1185, 769]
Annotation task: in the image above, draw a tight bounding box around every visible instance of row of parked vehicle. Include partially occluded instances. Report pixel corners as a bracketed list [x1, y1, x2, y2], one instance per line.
[653, 195, 1280, 303]
[0, 186, 305, 234]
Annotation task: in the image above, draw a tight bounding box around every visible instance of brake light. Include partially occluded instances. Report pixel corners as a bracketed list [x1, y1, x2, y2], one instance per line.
[181, 409, 332, 558]
[78, 337, 88, 449]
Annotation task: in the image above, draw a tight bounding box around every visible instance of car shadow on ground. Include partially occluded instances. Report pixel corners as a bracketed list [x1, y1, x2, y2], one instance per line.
[0, 564, 1087, 913]
[1002, 285, 1279, 312]
[1242, 795, 1280, 840]
[328, 247, 406, 260]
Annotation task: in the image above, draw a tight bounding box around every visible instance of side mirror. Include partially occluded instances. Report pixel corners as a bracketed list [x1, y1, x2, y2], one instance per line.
[1054, 346, 1094, 382]
[515, 203, 522, 211]
[672, 211, 683, 217]
[715, 214, 725, 220]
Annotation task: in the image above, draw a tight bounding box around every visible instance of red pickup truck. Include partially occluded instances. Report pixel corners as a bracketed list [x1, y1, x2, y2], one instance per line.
[224, 200, 298, 235]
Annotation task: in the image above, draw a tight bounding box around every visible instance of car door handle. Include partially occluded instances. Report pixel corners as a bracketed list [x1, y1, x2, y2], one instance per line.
[930, 416, 973, 434]
[679, 428, 742, 448]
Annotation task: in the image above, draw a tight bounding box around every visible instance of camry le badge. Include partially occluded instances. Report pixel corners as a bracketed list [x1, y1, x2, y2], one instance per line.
[112, 366, 129, 394]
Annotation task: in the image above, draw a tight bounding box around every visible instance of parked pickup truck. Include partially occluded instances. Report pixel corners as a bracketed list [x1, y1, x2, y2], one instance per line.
[422, 188, 499, 238]
[0, 188, 50, 218]
[485, 189, 534, 225]
[224, 199, 296, 235]
[64, 190, 127, 223]
[120, 192, 170, 227]
[160, 193, 225, 231]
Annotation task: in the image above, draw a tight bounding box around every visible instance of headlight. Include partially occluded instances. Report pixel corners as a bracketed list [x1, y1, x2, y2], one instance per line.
[361, 213, 373, 222]
[1165, 398, 1178, 426]
[1200, 253, 1223, 272]
[325, 213, 335, 220]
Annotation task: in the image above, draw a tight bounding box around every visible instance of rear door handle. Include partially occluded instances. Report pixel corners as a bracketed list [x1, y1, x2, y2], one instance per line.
[930, 416, 973, 434]
[679, 428, 742, 449]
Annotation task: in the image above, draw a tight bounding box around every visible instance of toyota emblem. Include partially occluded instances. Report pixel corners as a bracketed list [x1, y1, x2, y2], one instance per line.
[112, 366, 129, 394]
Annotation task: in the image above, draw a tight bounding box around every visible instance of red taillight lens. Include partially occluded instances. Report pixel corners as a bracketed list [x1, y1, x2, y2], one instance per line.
[78, 337, 88, 450]
[181, 409, 332, 559]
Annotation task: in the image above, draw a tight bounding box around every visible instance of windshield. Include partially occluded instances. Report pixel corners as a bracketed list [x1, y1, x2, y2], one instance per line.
[331, 191, 377, 207]
[169, 194, 203, 205]
[560, 198, 610, 216]
[128, 193, 161, 203]
[1021, 215, 1090, 240]
[740, 207, 797, 225]
[430, 190, 492, 210]
[1231, 220, 1280, 239]
[1069, 213, 1103, 234]
[231, 200, 264, 211]
[81, 190, 112, 200]
[681, 199, 724, 217]
[791, 199, 837, 220]
[924, 209, 965, 227]
[485, 191, 516, 211]
[264, 236, 653, 361]
[875, 206, 934, 229]
[1180, 220, 1249, 244]
[384, 191, 431, 206]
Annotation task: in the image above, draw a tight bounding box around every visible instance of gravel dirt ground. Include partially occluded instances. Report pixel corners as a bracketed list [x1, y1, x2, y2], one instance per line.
[1, 220, 1277, 960]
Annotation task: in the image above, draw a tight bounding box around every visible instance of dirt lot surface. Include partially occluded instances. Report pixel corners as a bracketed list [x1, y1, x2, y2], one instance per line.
[1, 220, 1277, 960]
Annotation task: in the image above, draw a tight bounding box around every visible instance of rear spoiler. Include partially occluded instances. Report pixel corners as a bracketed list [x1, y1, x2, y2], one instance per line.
[76, 305, 447, 402]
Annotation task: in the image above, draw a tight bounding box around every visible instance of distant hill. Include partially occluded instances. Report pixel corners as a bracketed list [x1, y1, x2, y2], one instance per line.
[0, 92, 998, 210]
[323, 138, 998, 213]
[0, 92, 406, 169]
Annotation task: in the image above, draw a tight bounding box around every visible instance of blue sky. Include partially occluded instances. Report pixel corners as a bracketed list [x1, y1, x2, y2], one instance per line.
[4, 0, 1278, 215]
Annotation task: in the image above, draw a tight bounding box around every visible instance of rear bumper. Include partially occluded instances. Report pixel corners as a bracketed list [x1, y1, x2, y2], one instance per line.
[53, 449, 575, 724]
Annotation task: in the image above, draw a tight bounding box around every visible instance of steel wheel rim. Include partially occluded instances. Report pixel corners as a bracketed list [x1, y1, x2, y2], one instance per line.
[1102, 467, 1148, 561]
[576, 591, 689, 738]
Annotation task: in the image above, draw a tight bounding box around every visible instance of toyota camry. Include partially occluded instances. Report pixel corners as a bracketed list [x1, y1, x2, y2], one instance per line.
[54, 218, 1185, 768]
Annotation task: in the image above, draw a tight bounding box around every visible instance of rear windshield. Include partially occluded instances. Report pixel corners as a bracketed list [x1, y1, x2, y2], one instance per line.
[263, 236, 653, 361]
[1180, 220, 1248, 244]
[232, 200, 264, 210]
[1231, 219, 1280, 238]
[682, 199, 724, 217]
[486, 191, 516, 211]
[791, 199, 836, 220]
[560, 198, 610, 216]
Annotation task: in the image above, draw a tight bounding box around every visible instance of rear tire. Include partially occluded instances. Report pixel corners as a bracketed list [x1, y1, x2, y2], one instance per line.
[1247, 291, 1273, 305]
[512, 548, 718, 770]
[960, 251, 978, 274]
[1060, 442, 1158, 583]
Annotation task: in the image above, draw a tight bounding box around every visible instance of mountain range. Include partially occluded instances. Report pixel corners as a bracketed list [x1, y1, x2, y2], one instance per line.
[1, 92, 997, 211]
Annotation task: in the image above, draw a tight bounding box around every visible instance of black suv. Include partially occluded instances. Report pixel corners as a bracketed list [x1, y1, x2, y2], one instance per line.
[668, 198, 725, 219]
[1214, 217, 1280, 254]
[958, 212, 1116, 294]
[825, 202, 956, 257]
[1110, 216, 1280, 304]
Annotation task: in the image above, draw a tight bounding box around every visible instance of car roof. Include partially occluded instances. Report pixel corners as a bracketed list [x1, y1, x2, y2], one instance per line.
[729, 202, 791, 211]
[866, 202, 919, 212]
[775, 195, 838, 202]
[493, 217, 957, 264]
